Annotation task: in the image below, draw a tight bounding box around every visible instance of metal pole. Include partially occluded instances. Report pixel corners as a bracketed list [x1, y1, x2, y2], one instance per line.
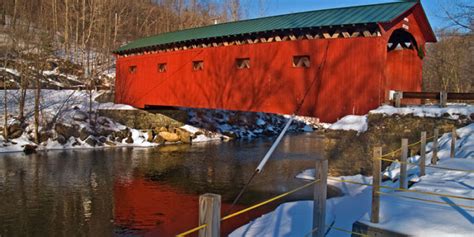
[256, 115, 294, 172]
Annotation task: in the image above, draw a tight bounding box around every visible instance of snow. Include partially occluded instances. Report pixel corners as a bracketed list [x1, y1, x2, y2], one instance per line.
[99, 102, 137, 110]
[231, 123, 474, 237]
[328, 115, 368, 133]
[383, 123, 474, 180]
[371, 104, 474, 120]
[0, 67, 20, 77]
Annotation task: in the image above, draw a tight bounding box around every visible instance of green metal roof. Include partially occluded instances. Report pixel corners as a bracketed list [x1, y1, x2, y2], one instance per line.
[115, 1, 417, 54]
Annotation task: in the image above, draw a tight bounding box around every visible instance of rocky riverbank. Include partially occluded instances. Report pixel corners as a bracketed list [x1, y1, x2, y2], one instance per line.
[0, 90, 321, 153]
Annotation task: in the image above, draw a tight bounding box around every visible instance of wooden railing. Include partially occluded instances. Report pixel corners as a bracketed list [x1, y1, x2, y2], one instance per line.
[393, 91, 474, 107]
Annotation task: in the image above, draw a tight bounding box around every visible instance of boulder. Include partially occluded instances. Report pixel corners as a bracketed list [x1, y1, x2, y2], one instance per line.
[7, 124, 23, 139]
[176, 128, 192, 144]
[55, 123, 80, 139]
[146, 130, 154, 142]
[23, 144, 37, 154]
[153, 135, 165, 144]
[98, 136, 107, 143]
[158, 131, 180, 142]
[97, 128, 114, 137]
[97, 117, 110, 126]
[72, 139, 81, 147]
[84, 137, 97, 147]
[9, 129, 23, 139]
[105, 141, 116, 146]
[125, 136, 134, 144]
[73, 110, 89, 122]
[56, 135, 67, 145]
[80, 127, 93, 141]
[113, 129, 129, 141]
[39, 131, 52, 143]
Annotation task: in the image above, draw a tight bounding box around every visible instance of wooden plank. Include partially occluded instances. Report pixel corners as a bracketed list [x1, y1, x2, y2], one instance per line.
[313, 158, 328, 237]
[322, 32, 331, 39]
[432, 128, 439, 164]
[306, 34, 314, 40]
[351, 31, 361, 37]
[400, 139, 408, 189]
[440, 91, 448, 107]
[420, 131, 427, 176]
[199, 193, 221, 237]
[341, 31, 351, 38]
[362, 30, 372, 37]
[394, 91, 402, 108]
[371, 147, 382, 223]
[451, 127, 457, 158]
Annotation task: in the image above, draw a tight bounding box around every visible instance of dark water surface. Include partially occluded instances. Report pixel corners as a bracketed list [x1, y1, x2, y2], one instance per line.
[0, 133, 323, 236]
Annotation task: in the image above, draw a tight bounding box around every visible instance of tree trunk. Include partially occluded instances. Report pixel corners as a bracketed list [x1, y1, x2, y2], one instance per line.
[34, 76, 40, 144]
[3, 77, 8, 140]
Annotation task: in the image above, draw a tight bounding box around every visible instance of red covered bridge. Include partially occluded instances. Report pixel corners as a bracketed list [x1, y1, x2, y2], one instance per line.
[114, 0, 436, 122]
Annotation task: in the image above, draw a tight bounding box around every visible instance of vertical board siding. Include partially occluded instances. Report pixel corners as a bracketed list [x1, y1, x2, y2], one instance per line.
[115, 11, 427, 123]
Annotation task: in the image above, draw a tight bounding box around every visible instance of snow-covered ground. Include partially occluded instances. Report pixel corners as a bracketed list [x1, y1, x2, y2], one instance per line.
[327, 104, 473, 133]
[230, 123, 474, 237]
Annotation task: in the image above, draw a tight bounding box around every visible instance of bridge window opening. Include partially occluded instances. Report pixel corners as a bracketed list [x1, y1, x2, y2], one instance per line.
[236, 58, 250, 69]
[158, 63, 167, 73]
[387, 29, 418, 52]
[193, 61, 204, 71]
[293, 55, 311, 68]
[129, 65, 137, 74]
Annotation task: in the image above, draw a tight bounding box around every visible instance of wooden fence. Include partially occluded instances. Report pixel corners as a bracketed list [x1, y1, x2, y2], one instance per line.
[393, 91, 474, 107]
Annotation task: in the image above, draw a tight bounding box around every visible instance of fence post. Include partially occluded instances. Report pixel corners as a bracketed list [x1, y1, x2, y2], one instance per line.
[313, 158, 328, 237]
[394, 91, 402, 108]
[439, 91, 448, 107]
[432, 128, 439, 165]
[420, 131, 427, 176]
[371, 147, 382, 224]
[400, 139, 408, 189]
[450, 127, 457, 158]
[199, 193, 221, 237]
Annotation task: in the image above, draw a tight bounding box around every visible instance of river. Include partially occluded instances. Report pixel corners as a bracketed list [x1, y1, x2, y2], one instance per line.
[0, 132, 326, 236]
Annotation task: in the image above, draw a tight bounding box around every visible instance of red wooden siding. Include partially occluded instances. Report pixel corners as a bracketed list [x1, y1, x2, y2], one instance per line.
[115, 8, 431, 123]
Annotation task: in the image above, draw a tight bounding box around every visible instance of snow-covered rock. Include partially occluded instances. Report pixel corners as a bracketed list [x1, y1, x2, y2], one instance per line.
[328, 115, 368, 133]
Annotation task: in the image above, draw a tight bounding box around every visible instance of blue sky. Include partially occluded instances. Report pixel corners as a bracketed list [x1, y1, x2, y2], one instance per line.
[245, 0, 452, 30]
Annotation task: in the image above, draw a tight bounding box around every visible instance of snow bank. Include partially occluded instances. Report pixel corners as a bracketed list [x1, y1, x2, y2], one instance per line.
[99, 102, 137, 110]
[0, 67, 20, 77]
[328, 115, 368, 133]
[232, 123, 474, 237]
[384, 123, 474, 180]
[371, 104, 474, 120]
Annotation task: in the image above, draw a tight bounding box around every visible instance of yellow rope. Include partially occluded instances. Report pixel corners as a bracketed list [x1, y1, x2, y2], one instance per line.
[221, 179, 320, 221]
[377, 192, 474, 210]
[327, 225, 369, 237]
[328, 177, 474, 201]
[381, 148, 402, 158]
[377, 157, 410, 164]
[176, 224, 207, 237]
[304, 225, 369, 237]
